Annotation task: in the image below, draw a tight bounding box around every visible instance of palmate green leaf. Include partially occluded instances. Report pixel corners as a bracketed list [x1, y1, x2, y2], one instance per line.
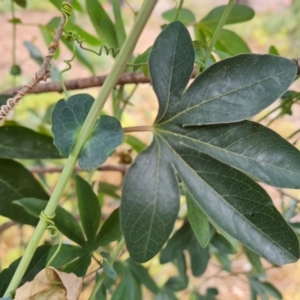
[200, 4, 254, 26]
[93, 208, 122, 249]
[76, 175, 100, 246]
[173, 148, 299, 265]
[0, 159, 48, 225]
[157, 53, 295, 125]
[161, 121, 300, 188]
[0, 126, 61, 159]
[121, 21, 300, 264]
[52, 94, 123, 170]
[14, 198, 86, 246]
[121, 137, 180, 263]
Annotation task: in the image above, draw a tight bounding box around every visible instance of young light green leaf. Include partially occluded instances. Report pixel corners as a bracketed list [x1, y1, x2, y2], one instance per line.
[112, 0, 126, 47]
[200, 4, 254, 26]
[125, 135, 147, 153]
[14, 198, 86, 246]
[52, 94, 123, 170]
[121, 138, 180, 263]
[76, 175, 101, 246]
[93, 208, 122, 249]
[149, 21, 195, 124]
[269, 45, 280, 56]
[0, 126, 61, 159]
[85, 0, 118, 48]
[103, 260, 117, 280]
[186, 191, 210, 248]
[161, 121, 300, 188]
[162, 8, 196, 25]
[0, 159, 48, 225]
[199, 26, 251, 57]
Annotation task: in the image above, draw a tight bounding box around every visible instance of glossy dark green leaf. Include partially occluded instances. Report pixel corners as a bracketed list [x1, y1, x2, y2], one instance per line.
[186, 235, 210, 277]
[121, 137, 180, 263]
[0, 245, 51, 297]
[52, 94, 123, 170]
[62, 254, 91, 277]
[93, 208, 122, 249]
[165, 253, 188, 291]
[186, 191, 210, 248]
[49, 244, 90, 271]
[162, 8, 196, 25]
[155, 289, 177, 300]
[127, 258, 159, 294]
[13, 0, 26, 8]
[173, 149, 299, 265]
[0, 159, 48, 225]
[103, 260, 117, 280]
[160, 222, 193, 264]
[85, 0, 118, 48]
[157, 54, 295, 126]
[149, 21, 195, 124]
[0, 126, 61, 159]
[14, 198, 85, 246]
[10, 64, 21, 76]
[121, 21, 300, 265]
[161, 121, 300, 188]
[76, 175, 101, 246]
[200, 4, 254, 26]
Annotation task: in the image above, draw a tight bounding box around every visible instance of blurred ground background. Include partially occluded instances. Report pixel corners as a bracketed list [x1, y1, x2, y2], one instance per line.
[1, 0, 300, 299]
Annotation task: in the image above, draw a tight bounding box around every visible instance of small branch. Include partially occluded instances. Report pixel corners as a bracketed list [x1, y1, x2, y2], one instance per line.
[4, 68, 198, 96]
[0, 221, 18, 235]
[0, 1, 70, 125]
[123, 125, 153, 133]
[29, 164, 130, 174]
[292, 59, 300, 75]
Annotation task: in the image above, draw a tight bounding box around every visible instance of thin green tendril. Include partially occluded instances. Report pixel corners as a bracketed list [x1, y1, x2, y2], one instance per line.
[61, 1, 72, 28]
[40, 210, 62, 285]
[59, 43, 76, 99]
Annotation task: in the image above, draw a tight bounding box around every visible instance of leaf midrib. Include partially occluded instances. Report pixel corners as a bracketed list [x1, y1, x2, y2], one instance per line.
[156, 64, 292, 126]
[155, 128, 299, 177]
[155, 132, 297, 260]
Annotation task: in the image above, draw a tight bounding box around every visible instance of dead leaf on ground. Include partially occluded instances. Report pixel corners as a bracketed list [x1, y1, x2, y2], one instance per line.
[14, 267, 82, 300]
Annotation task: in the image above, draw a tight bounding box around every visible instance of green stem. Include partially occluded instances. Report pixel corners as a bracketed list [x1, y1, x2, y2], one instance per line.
[4, 0, 157, 296]
[203, 0, 236, 64]
[89, 238, 125, 300]
[123, 125, 153, 133]
[175, 0, 184, 21]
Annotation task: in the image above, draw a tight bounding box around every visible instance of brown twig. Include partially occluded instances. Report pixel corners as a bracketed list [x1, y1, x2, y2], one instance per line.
[0, 0, 71, 124]
[0, 221, 18, 235]
[292, 58, 300, 75]
[4, 68, 198, 96]
[29, 164, 130, 174]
